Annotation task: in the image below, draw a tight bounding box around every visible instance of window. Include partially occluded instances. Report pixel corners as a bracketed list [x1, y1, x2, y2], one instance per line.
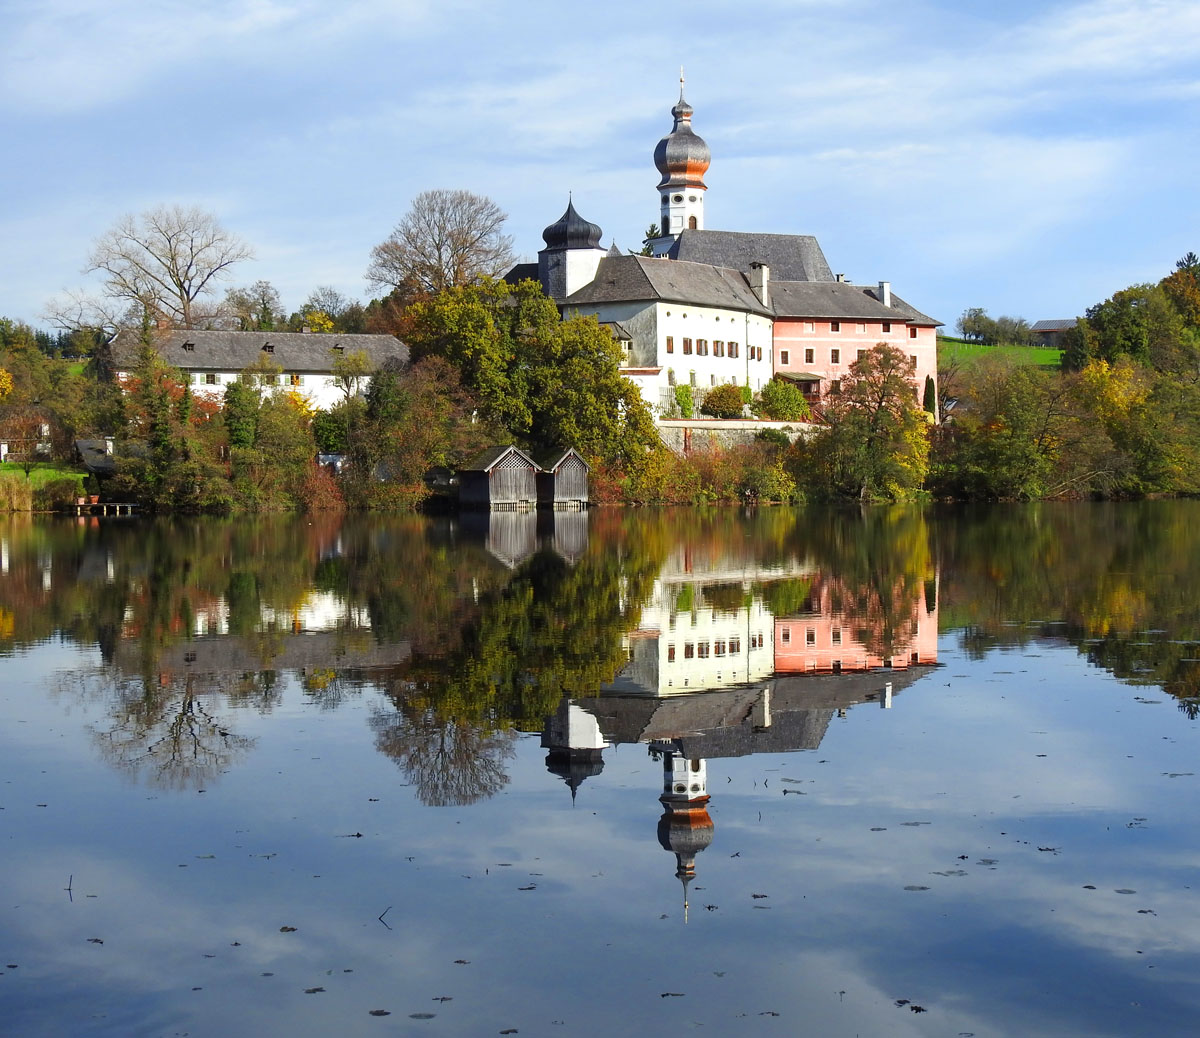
[857, 323, 866, 333]
[729, 637, 741, 655]
[290, 373, 302, 387]
[182, 341, 195, 352]
[804, 348, 814, 363]
[805, 322, 815, 333]
[683, 338, 693, 355]
[688, 215, 697, 229]
[697, 641, 710, 658]
[806, 628, 816, 646]
[831, 379, 841, 394]
[728, 342, 739, 358]
[710, 374, 716, 386]
[832, 628, 842, 645]
[684, 643, 695, 659]
[668, 644, 675, 662]
[857, 349, 866, 360]
[882, 322, 891, 333]
[205, 373, 217, 385]
[697, 339, 708, 356]
[667, 368, 676, 386]
[666, 336, 674, 354]
[780, 350, 789, 365]
[830, 321, 841, 333]
[782, 626, 791, 644]
[689, 370, 696, 387]
[831, 349, 840, 364]
[714, 340, 724, 357]
[714, 640, 725, 657]
[911, 355, 918, 366]
[910, 326, 918, 339]
[262, 343, 274, 354]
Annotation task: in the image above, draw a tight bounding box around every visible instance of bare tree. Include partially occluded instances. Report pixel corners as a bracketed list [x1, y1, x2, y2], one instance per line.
[366, 189, 514, 295]
[86, 204, 253, 329]
[224, 280, 284, 331]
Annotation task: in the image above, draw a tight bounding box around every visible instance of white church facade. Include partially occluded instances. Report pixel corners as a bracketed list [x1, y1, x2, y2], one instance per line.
[508, 86, 939, 419]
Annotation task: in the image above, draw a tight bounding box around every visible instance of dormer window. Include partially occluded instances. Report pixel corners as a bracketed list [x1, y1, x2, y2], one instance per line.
[182, 341, 195, 352]
[333, 345, 345, 353]
[262, 342, 274, 354]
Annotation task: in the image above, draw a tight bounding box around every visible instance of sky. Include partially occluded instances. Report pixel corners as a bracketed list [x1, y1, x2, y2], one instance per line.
[3, 0, 1200, 333]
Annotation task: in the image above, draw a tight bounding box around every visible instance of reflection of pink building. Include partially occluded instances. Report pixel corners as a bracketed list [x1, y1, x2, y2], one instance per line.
[773, 578, 937, 673]
[770, 277, 939, 410]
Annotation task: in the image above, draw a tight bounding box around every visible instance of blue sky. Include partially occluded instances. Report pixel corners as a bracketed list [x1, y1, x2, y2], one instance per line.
[3, 0, 1199, 332]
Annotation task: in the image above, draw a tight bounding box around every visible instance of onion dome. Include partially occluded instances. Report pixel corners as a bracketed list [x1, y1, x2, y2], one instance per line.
[654, 93, 711, 190]
[657, 795, 714, 917]
[545, 748, 605, 804]
[541, 199, 603, 251]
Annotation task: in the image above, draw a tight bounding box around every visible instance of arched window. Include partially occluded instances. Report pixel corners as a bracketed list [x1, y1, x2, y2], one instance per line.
[688, 215, 697, 230]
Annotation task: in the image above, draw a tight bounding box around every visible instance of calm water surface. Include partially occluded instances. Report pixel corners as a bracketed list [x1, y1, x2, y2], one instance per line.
[1, 504, 1199, 1037]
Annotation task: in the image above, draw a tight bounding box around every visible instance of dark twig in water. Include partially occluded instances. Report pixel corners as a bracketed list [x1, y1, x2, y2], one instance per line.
[378, 906, 392, 930]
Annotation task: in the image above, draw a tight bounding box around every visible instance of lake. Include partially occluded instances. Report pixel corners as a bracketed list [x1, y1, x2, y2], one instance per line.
[1, 503, 1199, 1037]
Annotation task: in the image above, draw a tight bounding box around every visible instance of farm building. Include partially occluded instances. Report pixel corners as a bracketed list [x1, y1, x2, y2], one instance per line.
[458, 445, 539, 510]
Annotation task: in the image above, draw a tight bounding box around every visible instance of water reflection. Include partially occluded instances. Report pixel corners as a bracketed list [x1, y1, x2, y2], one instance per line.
[9, 502, 1200, 795]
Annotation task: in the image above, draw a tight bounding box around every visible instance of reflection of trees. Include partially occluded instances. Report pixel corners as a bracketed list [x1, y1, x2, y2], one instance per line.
[87, 673, 254, 790]
[369, 704, 515, 806]
[938, 501, 1200, 713]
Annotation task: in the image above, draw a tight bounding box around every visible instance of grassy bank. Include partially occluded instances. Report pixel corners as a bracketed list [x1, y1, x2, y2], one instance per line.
[937, 335, 1062, 369]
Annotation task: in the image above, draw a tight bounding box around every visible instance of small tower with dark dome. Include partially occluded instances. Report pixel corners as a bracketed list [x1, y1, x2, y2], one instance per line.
[537, 197, 608, 300]
[651, 74, 711, 256]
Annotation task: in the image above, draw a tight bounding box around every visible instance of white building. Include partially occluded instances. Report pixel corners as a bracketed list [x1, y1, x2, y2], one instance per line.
[110, 329, 409, 411]
[508, 86, 939, 420]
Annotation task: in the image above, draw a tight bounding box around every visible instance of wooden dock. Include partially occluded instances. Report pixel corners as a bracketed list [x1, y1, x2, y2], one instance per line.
[68, 501, 137, 517]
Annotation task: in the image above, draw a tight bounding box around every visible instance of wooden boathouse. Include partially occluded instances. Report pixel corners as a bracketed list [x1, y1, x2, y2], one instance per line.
[535, 448, 589, 510]
[458, 445, 539, 510]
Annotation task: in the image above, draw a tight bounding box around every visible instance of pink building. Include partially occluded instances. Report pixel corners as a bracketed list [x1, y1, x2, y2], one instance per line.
[768, 275, 940, 410]
[773, 576, 938, 674]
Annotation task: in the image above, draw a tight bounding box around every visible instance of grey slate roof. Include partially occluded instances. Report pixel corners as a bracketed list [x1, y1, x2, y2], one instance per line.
[74, 438, 116, 476]
[532, 446, 589, 474]
[565, 255, 772, 316]
[461, 444, 538, 473]
[111, 329, 408, 373]
[666, 229, 834, 282]
[503, 262, 539, 285]
[864, 287, 940, 326]
[1031, 319, 1077, 332]
[771, 281, 903, 320]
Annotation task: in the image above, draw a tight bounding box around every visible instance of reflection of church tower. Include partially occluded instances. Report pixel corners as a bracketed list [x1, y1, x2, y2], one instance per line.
[653, 743, 714, 919]
[541, 697, 609, 803]
[651, 76, 711, 256]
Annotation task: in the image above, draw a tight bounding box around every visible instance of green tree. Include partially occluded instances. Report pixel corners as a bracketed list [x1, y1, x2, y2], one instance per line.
[795, 344, 929, 500]
[755, 378, 811, 421]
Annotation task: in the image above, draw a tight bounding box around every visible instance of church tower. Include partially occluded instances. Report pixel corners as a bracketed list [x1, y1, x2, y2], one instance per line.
[651, 77, 711, 257]
[537, 198, 607, 300]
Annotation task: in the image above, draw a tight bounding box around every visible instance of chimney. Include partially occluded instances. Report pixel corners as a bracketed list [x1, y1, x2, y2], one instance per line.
[749, 262, 770, 307]
[878, 280, 892, 307]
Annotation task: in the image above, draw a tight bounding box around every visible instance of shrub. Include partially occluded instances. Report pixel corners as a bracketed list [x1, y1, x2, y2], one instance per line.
[756, 378, 811, 421]
[699, 383, 745, 419]
[674, 384, 694, 419]
[33, 477, 84, 512]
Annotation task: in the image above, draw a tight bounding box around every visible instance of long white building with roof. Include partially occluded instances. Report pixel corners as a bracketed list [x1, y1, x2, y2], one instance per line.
[508, 86, 940, 419]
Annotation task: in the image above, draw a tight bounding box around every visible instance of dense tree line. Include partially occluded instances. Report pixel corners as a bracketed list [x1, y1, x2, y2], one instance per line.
[933, 254, 1200, 499]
